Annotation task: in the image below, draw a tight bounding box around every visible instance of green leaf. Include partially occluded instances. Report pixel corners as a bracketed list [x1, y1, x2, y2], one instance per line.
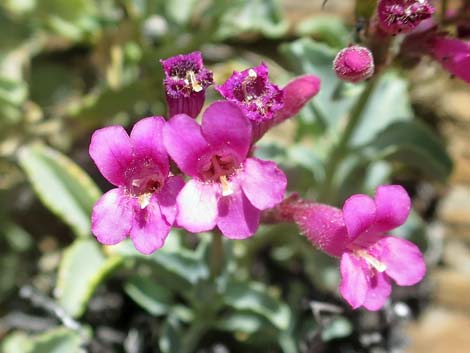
[28, 328, 82, 353]
[217, 312, 267, 334]
[224, 281, 291, 330]
[18, 144, 101, 238]
[159, 317, 183, 353]
[112, 237, 210, 285]
[36, 0, 99, 41]
[0, 332, 33, 353]
[124, 275, 173, 316]
[364, 120, 453, 181]
[321, 317, 353, 341]
[165, 0, 197, 25]
[217, 0, 288, 40]
[1, 328, 82, 353]
[56, 239, 123, 317]
[295, 16, 351, 48]
[351, 71, 412, 147]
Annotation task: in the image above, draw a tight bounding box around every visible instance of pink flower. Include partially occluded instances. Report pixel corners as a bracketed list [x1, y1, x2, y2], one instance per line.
[215, 63, 284, 123]
[291, 185, 426, 310]
[163, 101, 287, 239]
[215, 63, 321, 142]
[377, 0, 435, 35]
[89, 117, 184, 254]
[160, 51, 214, 118]
[333, 46, 375, 83]
[431, 36, 470, 83]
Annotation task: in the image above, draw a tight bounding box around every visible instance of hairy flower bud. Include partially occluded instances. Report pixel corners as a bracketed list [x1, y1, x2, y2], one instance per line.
[377, 0, 435, 35]
[160, 51, 213, 119]
[333, 46, 374, 83]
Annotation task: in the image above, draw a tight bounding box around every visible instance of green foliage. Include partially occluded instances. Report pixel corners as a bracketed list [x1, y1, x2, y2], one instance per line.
[56, 239, 122, 317]
[18, 144, 101, 238]
[1, 328, 82, 353]
[364, 120, 453, 181]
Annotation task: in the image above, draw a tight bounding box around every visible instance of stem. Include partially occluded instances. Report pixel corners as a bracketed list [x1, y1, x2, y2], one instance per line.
[180, 321, 209, 353]
[210, 231, 224, 278]
[318, 78, 378, 204]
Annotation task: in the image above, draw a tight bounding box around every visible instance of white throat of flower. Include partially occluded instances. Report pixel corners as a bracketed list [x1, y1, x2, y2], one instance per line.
[220, 175, 234, 196]
[356, 249, 387, 273]
[138, 193, 152, 209]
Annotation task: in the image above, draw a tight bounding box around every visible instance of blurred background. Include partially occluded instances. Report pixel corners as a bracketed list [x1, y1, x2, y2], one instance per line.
[0, 0, 469, 352]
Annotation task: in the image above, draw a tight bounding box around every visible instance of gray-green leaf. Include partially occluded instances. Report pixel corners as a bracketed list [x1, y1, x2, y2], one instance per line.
[18, 144, 101, 238]
[56, 239, 123, 317]
[224, 281, 291, 330]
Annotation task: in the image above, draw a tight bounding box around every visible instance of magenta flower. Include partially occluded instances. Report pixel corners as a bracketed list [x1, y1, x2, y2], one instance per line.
[160, 51, 214, 119]
[431, 36, 470, 83]
[333, 46, 375, 83]
[163, 101, 287, 239]
[377, 0, 435, 35]
[89, 117, 184, 254]
[290, 185, 426, 310]
[215, 63, 284, 122]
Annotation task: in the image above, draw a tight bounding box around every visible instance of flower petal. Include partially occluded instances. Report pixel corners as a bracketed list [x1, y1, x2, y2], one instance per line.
[378, 236, 426, 286]
[373, 185, 411, 233]
[363, 272, 391, 311]
[239, 157, 287, 210]
[130, 198, 170, 254]
[201, 101, 251, 159]
[275, 75, 321, 122]
[217, 189, 260, 239]
[339, 253, 368, 309]
[91, 188, 133, 245]
[342, 194, 376, 240]
[130, 116, 169, 175]
[163, 114, 210, 177]
[89, 126, 133, 186]
[176, 179, 219, 233]
[156, 175, 185, 225]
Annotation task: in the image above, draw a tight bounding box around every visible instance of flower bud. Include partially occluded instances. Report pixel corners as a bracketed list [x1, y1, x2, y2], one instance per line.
[333, 46, 374, 83]
[377, 0, 435, 35]
[160, 51, 213, 119]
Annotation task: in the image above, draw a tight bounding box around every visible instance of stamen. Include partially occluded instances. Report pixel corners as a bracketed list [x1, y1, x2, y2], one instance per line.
[138, 193, 152, 209]
[356, 250, 387, 272]
[187, 70, 203, 92]
[220, 175, 233, 196]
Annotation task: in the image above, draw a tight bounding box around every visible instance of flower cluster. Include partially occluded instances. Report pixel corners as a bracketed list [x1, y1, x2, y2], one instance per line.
[90, 51, 319, 252]
[90, 51, 426, 311]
